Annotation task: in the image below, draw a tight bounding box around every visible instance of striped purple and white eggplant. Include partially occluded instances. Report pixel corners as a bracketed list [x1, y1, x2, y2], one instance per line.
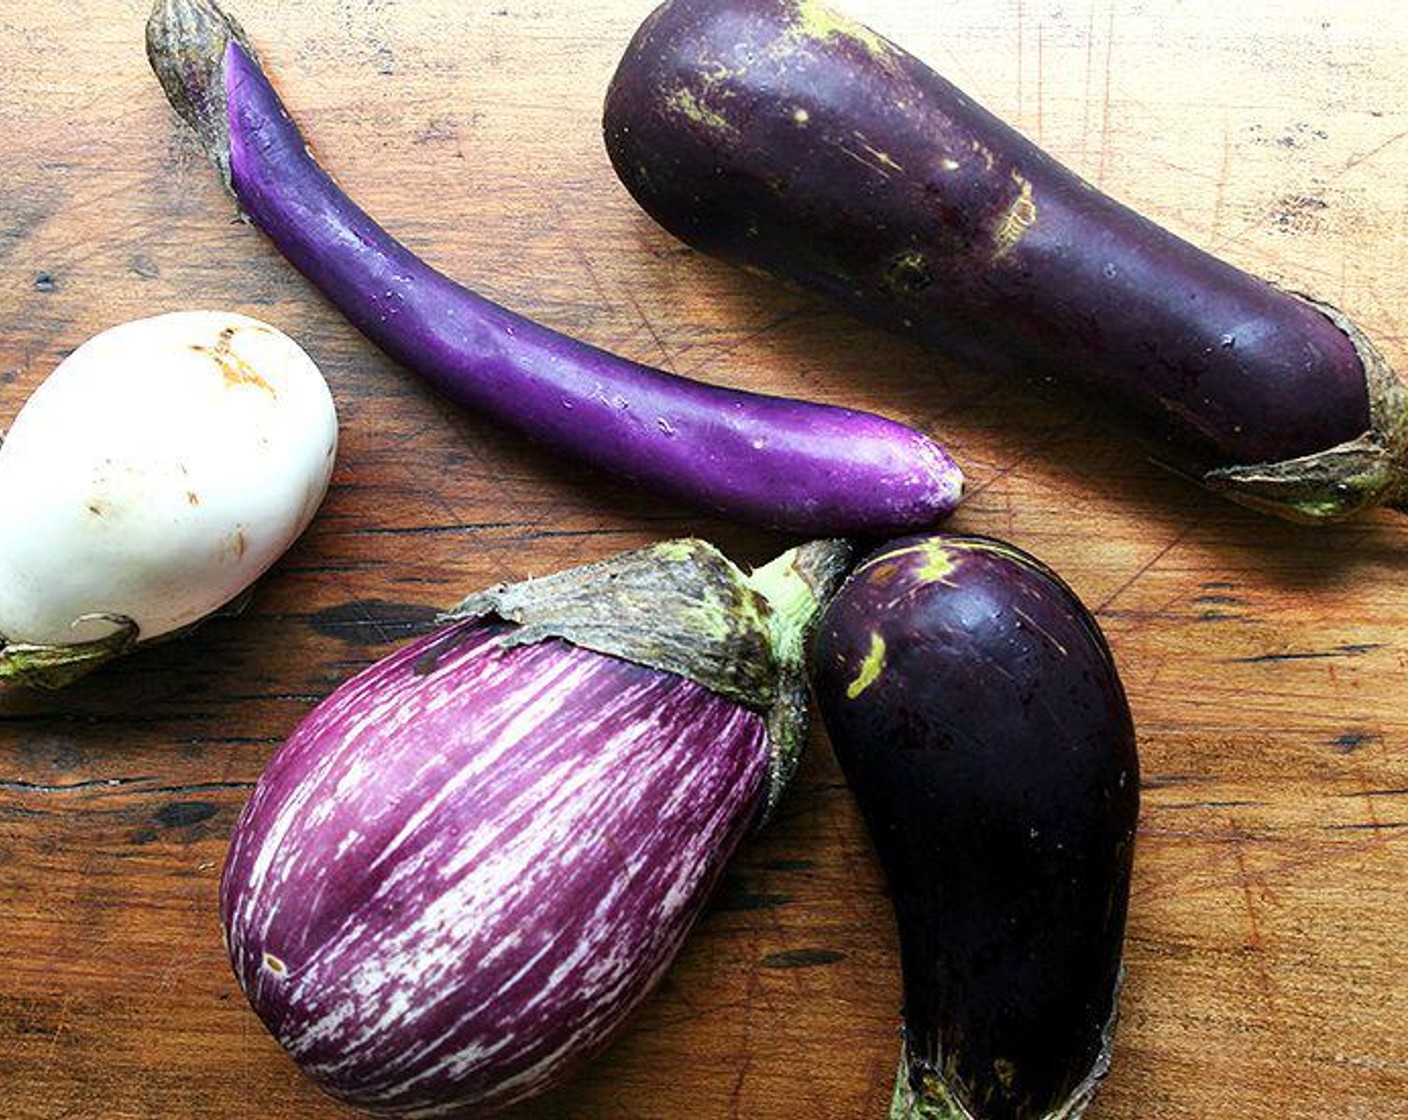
[220, 537, 852, 1117]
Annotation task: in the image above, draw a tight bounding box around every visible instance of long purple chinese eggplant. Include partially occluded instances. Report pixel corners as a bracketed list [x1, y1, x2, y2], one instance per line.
[809, 535, 1139, 1119]
[144, 0, 963, 536]
[603, 0, 1408, 523]
[220, 537, 852, 1117]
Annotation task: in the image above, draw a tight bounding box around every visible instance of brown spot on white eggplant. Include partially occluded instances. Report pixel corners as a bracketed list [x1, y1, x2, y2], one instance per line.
[191, 325, 278, 396]
[810, 535, 1138, 1119]
[605, 0, 1408, 522]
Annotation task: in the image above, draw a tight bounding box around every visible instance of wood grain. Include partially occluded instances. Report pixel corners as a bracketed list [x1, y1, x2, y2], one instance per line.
[3, 1, 1408, 1117]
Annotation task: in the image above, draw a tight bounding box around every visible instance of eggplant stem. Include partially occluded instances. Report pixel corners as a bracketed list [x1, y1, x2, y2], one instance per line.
[746, 539, 853, 818]
[0, 616, 140, 690]
[147, 0, 251, 191]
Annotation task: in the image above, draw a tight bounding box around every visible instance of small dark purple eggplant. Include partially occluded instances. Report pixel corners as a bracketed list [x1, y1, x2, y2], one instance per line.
[809, 535, 1139, 1120]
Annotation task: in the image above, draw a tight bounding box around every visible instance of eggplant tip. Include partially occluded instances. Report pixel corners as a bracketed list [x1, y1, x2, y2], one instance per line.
[888, 965, 1124, 1120]
[0, 616, 140, 690]
[146, 0, 251, 190]
[1204, 293, 1408, 523]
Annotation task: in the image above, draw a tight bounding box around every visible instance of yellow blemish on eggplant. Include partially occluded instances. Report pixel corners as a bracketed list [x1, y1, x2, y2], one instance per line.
[861, 143, 904, 173]
[700, 60, 732, 85]
[793, 107, 811, 124]
[193, 326, 277, 396]
[262, 952, 287, 976]
[939, 157, 962, 172]
[886, 250, 933, 295]
[912, 541, 960, 585]
[846, 632, 887, 699]
[666, 87, 738, 137]
[991, 173, 1037, 261]
[836, 135, 902, 180]
[790, 0, 893, 60]
[855, 539, 958, 585]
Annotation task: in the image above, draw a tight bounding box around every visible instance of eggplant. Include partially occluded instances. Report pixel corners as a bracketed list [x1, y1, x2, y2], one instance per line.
[809, 535, 1139, 1119]
[603, 0, 1408, 523]
[0, 311, 336, 688]
[145, 0, 964, 536]
[220, 536, 852, 1117]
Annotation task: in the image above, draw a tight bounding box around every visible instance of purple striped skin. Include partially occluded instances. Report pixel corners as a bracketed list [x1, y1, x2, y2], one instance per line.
[221, 616, 770, 1117]
[145, 0, 965, 536]
[604, 0, 1408, 522]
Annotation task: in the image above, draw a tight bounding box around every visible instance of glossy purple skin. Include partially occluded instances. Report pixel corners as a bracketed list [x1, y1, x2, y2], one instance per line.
[217, 41, 961, 534]
[809, 536, 1138, 1118]
[604, 0, 1371, 476]
[220, 616, 771, 1117]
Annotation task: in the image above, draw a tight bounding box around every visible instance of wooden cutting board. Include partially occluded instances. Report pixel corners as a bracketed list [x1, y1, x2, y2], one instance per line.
[2, 1, 1407, 1117]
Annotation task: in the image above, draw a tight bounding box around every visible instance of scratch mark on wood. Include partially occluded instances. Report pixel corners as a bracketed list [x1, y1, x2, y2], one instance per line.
[1093, 516, 1202, 613]
[1151, 800, 1267, 811]
[1228, 643, 1384, 664]
[1340, 126, 1408, 177]
[0, 776, 154, 794]
[1324, 820, 1408, 832]
[761, 948, 846, 969]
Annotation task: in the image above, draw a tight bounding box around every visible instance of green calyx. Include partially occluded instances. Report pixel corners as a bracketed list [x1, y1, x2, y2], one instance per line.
[1203, 295, 1408, 522]
[890, 966, 1122, 1120]
[746, 539, 855, 814]
[146, 0, 252, 194]
[0, 616, 140, 690]
[890, 1060, 976, 1120]
[444, 536, 853, 818]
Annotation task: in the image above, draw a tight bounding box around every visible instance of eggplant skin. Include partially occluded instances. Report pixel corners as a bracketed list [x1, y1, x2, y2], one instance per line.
[220, 617, 770, 1117]
[809, 535, 1139, 1120]
[604, 0, 1408, 522]
[145, 0, 966, 537]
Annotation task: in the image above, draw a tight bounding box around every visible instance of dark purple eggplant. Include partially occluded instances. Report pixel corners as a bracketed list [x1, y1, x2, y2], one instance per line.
[144, 0, 964, 536]
[809, 534, 1139, 1120]
[220, 536, 852, 1117]
[603, 0, 1408, 523]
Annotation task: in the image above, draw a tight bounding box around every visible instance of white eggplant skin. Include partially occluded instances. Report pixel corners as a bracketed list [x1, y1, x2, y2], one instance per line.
[0, 310, 337, 647]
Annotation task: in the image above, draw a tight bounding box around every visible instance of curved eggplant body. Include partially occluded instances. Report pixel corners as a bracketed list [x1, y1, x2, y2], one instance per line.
[222, 618, 769, 1117]
[604, 0, 1408, 521]
[809, 535, 1139, 1120]
[146, 0, 965, 535]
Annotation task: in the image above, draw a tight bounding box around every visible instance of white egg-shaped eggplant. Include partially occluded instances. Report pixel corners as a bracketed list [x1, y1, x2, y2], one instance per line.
[0, 310, 337, 687]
